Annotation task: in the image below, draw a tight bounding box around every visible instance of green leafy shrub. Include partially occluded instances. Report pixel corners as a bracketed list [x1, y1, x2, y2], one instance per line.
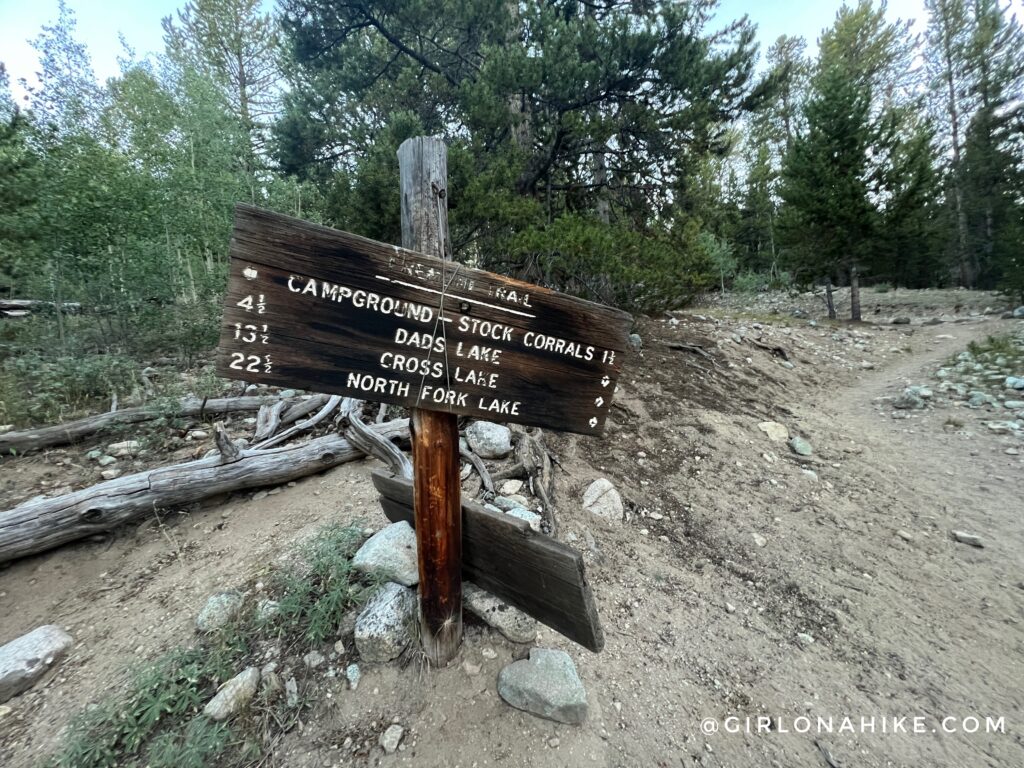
[732, 271, 767, 293]
[873, 282, 892, 293]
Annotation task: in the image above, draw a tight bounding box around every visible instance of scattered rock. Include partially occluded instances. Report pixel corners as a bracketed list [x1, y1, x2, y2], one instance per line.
[951, 530, 984, 548]
[497, 648, 588, 725]
[251, 490, 268, 502]
[1013, 306, 1024, 318]
[285, 676, 299, 708]
[97, 455, 117, 467]
[465, 421, 512, 459]
[628, 333, 643, 352]
[256, 599, 280, 621]
[788, 436, 813, 456]
[355, 583, 416, 662]
[107, 440, 140, 457]
[499, 479, 524, 496]
[725, 602, 736, 614]
[352, 521, 419, 587]
[261, 671, 284, 699]
[85, 448, 102, 460]
[187, 429, 209, 440]
[796, 633, 815, 648]
[1004, 400, 1024, 409]
[1005, 376, 1024, 390]
[345, 663, 361, 690]
[506, 507, 542, 531]
[582, 478, 623, 523]
[463, 582, 538, 643]
[0, 625, 74, 703]
[751, 533, 767, 548]
[196, 591, 244, 633]
[303, 650, 325, 669]
[379, 724, 405, 754]
[892, 317, 911, 325]
[757, 421, 789, 442]
[896, 529, 914, 542]
[203, 667, 260, 721]
[100, 468, 121, 481]
[462, 660, 482, 675]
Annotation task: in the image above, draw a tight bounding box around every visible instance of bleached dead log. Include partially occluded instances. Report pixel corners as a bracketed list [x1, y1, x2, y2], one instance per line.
[0, 396, 282, 455]
[253, 395, 342, 450]
[340, 399, 413, 479]
[0, 418, 410, 564]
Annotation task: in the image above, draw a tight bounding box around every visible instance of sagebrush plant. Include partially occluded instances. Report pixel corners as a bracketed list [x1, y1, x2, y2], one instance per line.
[46, 524, 375, 768]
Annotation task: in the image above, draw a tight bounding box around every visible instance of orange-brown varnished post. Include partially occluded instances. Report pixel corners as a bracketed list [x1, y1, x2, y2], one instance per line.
[398, 136, 463, 665]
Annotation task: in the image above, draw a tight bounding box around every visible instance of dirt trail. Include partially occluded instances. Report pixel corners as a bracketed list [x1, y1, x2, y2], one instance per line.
[2, 310, 1023, 768]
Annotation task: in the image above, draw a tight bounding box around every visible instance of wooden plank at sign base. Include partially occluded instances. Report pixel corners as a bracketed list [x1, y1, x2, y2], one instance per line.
[371, 470, 605, 653]
[216, 204, 632, 436]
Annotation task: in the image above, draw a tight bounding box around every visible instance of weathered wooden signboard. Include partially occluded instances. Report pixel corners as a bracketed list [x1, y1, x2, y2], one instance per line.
[215, 204, 632, 435]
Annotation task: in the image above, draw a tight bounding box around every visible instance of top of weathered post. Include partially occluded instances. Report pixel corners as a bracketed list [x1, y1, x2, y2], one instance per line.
[398, 137, 449, 261]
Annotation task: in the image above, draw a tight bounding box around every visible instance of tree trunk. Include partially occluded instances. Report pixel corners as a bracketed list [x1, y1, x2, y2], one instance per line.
[0, 419, 410, 565]
[849, 265, 862, 322]
[825, 278, 837, 320]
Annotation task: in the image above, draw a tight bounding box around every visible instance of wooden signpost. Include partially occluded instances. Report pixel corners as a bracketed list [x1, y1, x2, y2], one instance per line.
[217, 136, 631, 664]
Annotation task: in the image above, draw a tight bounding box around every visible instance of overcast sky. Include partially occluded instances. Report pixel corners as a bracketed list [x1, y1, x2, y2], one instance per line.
[1, 0, 1022, 100]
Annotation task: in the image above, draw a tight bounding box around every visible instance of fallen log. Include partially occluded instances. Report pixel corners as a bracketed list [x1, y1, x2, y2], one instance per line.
[0, 395, 285, 455]
[0, 418, 410, 564]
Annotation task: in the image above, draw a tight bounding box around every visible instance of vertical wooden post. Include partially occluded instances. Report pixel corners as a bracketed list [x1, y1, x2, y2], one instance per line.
[398, 136, 463, 666]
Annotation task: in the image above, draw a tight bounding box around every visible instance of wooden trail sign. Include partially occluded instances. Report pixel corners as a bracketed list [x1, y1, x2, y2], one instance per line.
[215, 207, 632, 435]
[371, 470, 604, 652]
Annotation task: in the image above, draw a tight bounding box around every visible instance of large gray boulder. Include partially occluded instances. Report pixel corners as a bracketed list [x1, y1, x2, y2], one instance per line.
[203, 667, 260, 721]
[0, 625, 74, 703]
[465, 421, 512, 459]
[355, 583, 416, 662]
[1012, 306, 1024, 318]
[582, 478, 623, 523]
[497, 648, 588, 725]
[463, 583, 538, 643]
[352, 522, 419, 587]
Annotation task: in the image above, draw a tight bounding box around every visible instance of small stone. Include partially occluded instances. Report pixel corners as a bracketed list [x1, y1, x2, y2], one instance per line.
[203, 667, 260, 721]
[628, 333, 642, 352]
[548, 736, 561, 748]
[196, 591, 244, 633]
[379, 724, 404, 754]
[725, 602, 736, 614]
[251, 490, 268, 502]
[188, 430, 209, 440]
[256, 599, 280, 621]
[97, 455, 117, 467]
[261, 671, 284, 700]
[751, 533, 767, 548]
[303, 651, 325, 669]
[279, 389, 298, 399]
[499, 479, 524, 496]
[85, 449, 102, 460]
[796, 633, 815, 647]
[757, 421, 789, 442]
[107, 440, 141, 457]
[352, 521, 419, 586]
[892, 317, 911, 325]
[788, 436, 813, 456]
[462, 660, 482, 676]
[345, 663, 361, 690]
[465, 421, 513, 459]
[354, 583, 416, 662]
[582, 478, 624, 523]
[100, 468, 122, 481]
[464, 582, 538, 643]
[481, 647, 498, 660]
[1013, 306, 1024, 318]
[951, 530, 984, 548]
[506, 507, 542, 532]
[0, 625, 74, 703]
[285, 676, 299, 708]
[498, 649, 587, 725]
[1005, 377, 1024, 390]
[801, 469, 819, 482]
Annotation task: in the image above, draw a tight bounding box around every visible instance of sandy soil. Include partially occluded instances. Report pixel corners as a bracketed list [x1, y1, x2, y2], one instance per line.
[1, 292, 1022, 768]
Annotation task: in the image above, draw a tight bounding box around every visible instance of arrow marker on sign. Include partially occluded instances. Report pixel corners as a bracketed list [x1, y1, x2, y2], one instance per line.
[601, 376, 610, 387]
[589, 417, 598, 428]
[243, 266, 258, 280]
[595, 396, 604, 407]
